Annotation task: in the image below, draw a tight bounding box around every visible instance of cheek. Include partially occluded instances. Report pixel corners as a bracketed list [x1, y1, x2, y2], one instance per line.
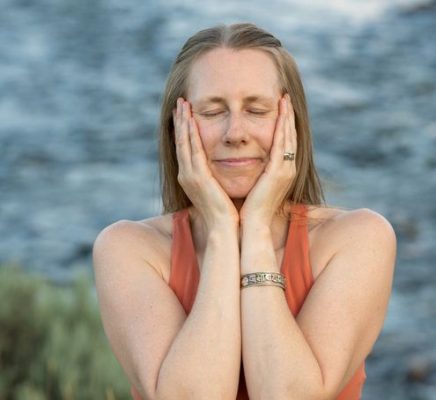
[195, 121, 220, 152]
[249, 118, 276, 149]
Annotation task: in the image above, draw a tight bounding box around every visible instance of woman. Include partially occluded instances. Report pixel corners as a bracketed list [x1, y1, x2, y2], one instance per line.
[93, 23, 396, 399]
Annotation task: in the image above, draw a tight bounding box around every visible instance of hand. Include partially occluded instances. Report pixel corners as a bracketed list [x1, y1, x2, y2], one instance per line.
[239, 94, 297, 226]
[173, 97, 239, 230]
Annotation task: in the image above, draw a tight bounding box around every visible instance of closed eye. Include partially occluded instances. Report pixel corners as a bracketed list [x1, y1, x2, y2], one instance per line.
[248, 110, 268, 115]
[201, 111, 225, 117]
[200, 110, 269, 117]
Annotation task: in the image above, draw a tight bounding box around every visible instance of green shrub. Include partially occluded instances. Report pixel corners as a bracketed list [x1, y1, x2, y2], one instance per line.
[0, 265, 131, 400]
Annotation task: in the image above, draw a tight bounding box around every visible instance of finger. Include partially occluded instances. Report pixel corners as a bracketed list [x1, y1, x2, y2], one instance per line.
[281, 95, 289, 145]
[269, 96, 287, 166]
[175, 97, 184, 125]
[283, 94, 293, 164]
[174, 98, 192, 175]
[185, 102, 209, 171]
[287, 94, 298, 158]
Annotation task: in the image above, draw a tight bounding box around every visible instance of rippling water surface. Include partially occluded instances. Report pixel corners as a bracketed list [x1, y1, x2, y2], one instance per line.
[1, 0, 435, 398]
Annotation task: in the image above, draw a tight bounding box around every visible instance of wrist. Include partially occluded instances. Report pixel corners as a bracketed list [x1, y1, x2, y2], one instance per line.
[240, 203, 277, 227]
[207, 220, 239, 236]
[240, 226, 279, 275]
[206, 224, 239, 244]
[241, 265, 281, 275]
[240, 213, 272, 228]
[191, 207, 239, 235]
[241, 219, 272, 238]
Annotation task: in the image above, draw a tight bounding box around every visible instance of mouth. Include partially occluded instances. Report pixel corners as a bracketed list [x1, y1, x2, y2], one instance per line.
[214, 158, 261, 167]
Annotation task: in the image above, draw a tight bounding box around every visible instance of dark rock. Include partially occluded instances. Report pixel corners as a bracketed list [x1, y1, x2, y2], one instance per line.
[406, 356, 432, 383]
[398, 0, 436, 16]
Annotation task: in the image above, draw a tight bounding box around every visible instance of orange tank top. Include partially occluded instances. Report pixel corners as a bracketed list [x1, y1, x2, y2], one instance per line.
[131, 204, 366, 400]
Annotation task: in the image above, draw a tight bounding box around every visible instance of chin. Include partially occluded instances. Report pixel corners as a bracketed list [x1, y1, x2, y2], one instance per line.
[227, 191, 249, 200]
[220, 179, 254, 199]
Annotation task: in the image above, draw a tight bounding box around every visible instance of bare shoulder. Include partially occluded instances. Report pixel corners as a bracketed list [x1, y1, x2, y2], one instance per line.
[319, 206, 394, 240]
[308, 205, 396, 237]
[92, 213, 174, 280]
[92, 213, 189, 398]
[305, 205, 397, 279]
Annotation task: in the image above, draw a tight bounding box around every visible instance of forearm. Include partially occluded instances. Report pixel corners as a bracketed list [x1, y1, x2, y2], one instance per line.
[240, 222, 324, 400]
[155, 226, 241, 400]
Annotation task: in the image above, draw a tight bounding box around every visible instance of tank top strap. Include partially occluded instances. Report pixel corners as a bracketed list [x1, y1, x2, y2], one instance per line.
[169, 208, 199, 314]
[281, 203, 314, 316]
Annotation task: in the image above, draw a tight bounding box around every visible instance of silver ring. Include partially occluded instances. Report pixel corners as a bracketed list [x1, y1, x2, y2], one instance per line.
[283, 152, 295, 161]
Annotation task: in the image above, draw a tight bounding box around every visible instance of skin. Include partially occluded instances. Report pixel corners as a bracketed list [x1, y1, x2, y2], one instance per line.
[185, 47, 291, 209]
[93, 47, 397, 400]
[174, 48, 297, 250]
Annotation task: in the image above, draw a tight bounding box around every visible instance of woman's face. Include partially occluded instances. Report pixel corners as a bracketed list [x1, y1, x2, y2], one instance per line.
[186, 47, 282, 199]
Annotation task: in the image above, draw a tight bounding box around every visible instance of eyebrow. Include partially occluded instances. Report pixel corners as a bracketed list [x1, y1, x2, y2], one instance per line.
[194, 95, 276, 107]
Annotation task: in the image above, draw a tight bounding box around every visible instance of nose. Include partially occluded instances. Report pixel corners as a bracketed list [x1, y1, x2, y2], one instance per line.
[223, 112, 249, 146]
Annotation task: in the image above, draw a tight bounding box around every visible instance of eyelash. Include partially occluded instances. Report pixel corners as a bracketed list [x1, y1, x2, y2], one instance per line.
[202, 110, 268, 117]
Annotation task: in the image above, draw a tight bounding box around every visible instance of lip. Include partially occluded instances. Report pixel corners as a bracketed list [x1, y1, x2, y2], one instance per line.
[214, 158, 261, 167]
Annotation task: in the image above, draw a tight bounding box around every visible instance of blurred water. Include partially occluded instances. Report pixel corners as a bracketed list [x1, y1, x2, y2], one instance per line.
[1, 0, 435, 398]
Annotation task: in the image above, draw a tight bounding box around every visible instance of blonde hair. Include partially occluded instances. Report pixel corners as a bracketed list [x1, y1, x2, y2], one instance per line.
[159, 22, 325, 213]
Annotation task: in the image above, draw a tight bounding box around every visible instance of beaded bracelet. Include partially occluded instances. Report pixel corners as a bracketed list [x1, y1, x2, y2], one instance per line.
[240, 272, 286, 290]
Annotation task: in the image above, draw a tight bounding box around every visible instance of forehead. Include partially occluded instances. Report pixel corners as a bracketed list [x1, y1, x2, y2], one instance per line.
[187, 48, 281, 103]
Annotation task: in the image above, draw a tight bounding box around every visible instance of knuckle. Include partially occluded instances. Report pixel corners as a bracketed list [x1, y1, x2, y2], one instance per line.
[177, 173, 186, 185]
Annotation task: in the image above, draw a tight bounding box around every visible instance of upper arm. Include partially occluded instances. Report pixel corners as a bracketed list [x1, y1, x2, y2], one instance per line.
[92, 220, 187, 399]
[296, 209, 397, 397]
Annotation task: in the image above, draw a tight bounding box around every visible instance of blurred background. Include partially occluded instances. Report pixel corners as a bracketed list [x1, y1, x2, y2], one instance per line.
[1, 0, 435, 398]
